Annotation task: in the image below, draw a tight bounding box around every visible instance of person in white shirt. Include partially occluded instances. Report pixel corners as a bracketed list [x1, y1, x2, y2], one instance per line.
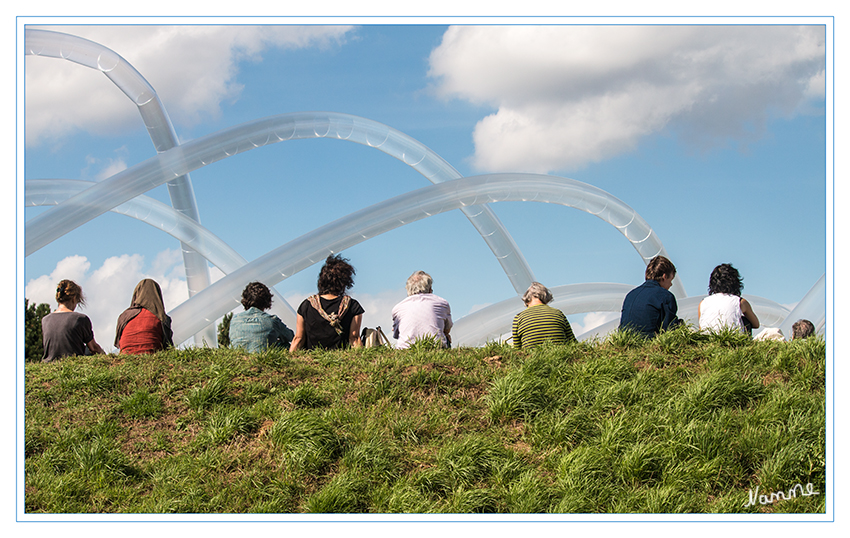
[699, 263, 759, 335]
[391, 271, 452, 349]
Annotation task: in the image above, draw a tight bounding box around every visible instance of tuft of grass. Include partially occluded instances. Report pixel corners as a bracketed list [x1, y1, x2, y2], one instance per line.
[269, 410, 343, 475]
[119, 389, 164, 419]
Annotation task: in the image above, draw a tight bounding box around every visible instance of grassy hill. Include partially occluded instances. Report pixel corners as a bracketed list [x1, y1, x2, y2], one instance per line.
[24, 327, 826, 514]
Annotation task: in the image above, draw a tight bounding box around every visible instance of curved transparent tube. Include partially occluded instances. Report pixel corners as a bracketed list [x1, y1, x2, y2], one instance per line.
[25, 178, 297, 325]
[26, 111, 689, 297]
[452, 283, 634, 346]
[576, 294, 792, 341]
[777, 274, 825, 338]
[26, 28, 215, 345]
[164, 173, 678, 343]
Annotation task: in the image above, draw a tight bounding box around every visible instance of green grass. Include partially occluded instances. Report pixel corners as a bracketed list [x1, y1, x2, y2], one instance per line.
[23, 327, 826, 514]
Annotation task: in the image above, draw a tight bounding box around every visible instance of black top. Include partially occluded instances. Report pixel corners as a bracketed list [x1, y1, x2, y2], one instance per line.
[297, 295, 365, 350]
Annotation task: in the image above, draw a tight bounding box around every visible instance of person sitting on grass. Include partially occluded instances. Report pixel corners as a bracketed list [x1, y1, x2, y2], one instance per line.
[698, 263, 759, 336]
[512, 282, 576, 350]
[115, 278, 174, 355]
[619, 255, 683, 338]
[229, 282, 294, 353]
[792, 319, 816, 340]
[290, 254, 365, 351]
[392, 270, 453, 349]
[42, 279, 105, 362]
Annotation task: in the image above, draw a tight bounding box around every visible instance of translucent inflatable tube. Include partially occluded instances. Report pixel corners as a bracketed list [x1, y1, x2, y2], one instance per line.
[26, 109, 689, 298]
[26, 29, 216, 345]
[777, 274, 825, 338]
[164, 173, 678, 344]
[24, 110, 536, 295]
[452, 283, 634, 347]
[25, 112, 684, 297]
[25, 179, 297, 325]
[576, 294, 792, 341]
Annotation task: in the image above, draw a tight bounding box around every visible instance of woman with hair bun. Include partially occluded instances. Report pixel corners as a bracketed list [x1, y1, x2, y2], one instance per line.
[114, 279, 174, 354]
[41, 279, 105, 362]
[699, 263, 760, 335]
[290, 254, 365, 351]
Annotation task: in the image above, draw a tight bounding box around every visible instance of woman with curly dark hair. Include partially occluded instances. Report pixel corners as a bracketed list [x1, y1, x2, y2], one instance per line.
[290, 254, 365, 350]
[42, 279, 105, 361]
[698, 263, 759, 335]
[229, 282, 293, 353]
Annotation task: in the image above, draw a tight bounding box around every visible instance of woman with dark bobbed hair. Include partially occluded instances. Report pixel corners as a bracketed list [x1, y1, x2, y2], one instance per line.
[699, 263, 759, 335]
[229, 282, 294, 353]
[290, 254, 365, 351]
[42, 279, 105, 362]
[115, 278, 173, 355]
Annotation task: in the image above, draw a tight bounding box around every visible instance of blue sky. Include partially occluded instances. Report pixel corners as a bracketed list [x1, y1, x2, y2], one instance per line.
[21, 21, 829, 348]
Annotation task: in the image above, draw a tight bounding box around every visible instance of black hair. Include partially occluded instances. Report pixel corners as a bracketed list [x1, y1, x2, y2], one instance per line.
[317, 254, 355, 296]
[707, 263, 744, 296]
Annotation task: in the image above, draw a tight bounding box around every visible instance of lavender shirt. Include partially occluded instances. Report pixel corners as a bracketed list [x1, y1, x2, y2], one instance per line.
[391, 293, 453, 349]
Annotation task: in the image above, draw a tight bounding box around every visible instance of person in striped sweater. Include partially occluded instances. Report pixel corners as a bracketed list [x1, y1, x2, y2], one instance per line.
[511, 282, 577, 350]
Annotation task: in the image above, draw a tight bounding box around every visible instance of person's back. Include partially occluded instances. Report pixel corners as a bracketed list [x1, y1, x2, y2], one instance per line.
[512, 303, 575, 349]
[42, 311, 93, 362]
[392, 271, 452, 349]
[698, 293, 745, 333]
[119, 308, 165, 354]
[42, 279, 104, 362]
[697, 263, 759, 336]
[230, 307, 292, 353]
[619, 256, 681, 338]
[230, 282, 293, 353]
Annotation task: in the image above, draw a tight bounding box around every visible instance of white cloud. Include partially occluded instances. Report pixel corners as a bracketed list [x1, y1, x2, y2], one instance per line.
[428, 25, 825, 173]
[25, 25, 354, 146]
[25, 250, 188, 353]
[571, 311, 620, 336]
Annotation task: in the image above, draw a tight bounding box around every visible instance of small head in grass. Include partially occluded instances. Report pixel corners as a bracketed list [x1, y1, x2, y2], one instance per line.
[792, 319, 816, 340]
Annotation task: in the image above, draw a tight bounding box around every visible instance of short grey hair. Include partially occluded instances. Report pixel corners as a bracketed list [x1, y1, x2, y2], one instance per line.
[406, 271, 433, 296]
[522, 282, 553, 305]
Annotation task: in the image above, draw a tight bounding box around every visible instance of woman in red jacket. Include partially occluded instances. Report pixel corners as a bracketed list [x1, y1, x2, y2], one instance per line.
[114, 279, 173, 354]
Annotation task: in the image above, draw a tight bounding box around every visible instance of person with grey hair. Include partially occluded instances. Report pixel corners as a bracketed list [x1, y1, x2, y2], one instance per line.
[512, 282, 576, 350]
[792, 319, 816, 340]
[391, 271, 453, 349]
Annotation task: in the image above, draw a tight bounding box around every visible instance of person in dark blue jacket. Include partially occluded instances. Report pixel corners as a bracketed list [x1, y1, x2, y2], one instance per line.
[619, 255, 682, 338]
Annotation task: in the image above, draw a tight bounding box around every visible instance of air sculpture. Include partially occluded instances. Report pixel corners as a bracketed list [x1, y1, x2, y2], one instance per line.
[25, 29, 825, 346]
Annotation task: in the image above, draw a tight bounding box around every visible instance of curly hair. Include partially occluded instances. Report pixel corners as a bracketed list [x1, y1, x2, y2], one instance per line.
[707, 263, 744, 296]
[317, 254, 356, 296]
[55, 279, 85, 307]
[645, 256, 676, 281]
[241, 282, 273, 311]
